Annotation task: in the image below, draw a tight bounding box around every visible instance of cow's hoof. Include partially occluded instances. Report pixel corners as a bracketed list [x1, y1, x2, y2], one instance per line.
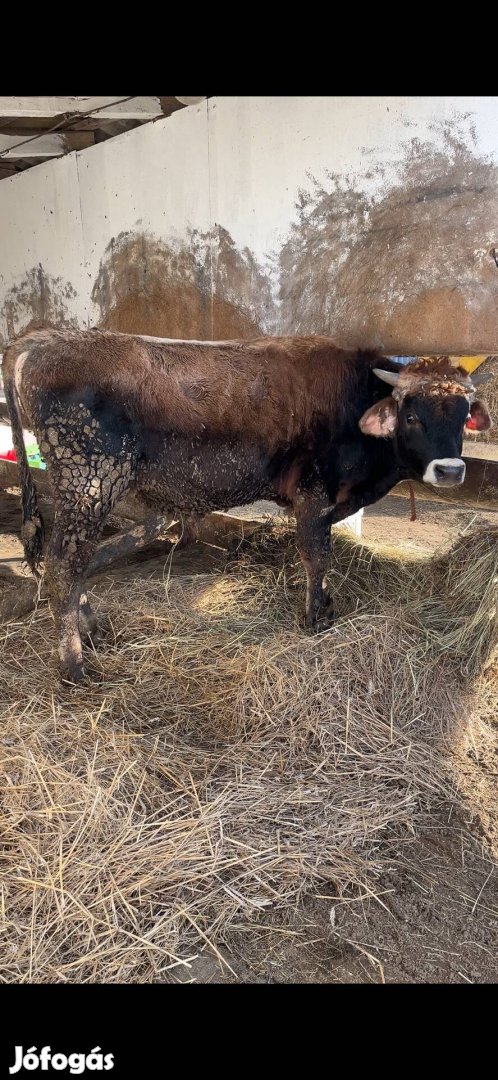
[315, 614, 335, 632]
[82, 616, 111, 647]
[60, 660, 86, 684]
[173, 529, 196, 551]
[316, 600, 336, 630]
[82, 625, 102, 646]
[303, 600, 335, 632]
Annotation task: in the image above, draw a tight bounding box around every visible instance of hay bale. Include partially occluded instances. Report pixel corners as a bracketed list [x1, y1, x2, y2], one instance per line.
[477, 355, 498, 443]
[0, 522, 497, 982]
[0, 574, 36, 623]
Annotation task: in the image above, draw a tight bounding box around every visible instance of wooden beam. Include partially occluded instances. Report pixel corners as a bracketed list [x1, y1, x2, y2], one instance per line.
[0, 97, 165, 121]
[91, 514, 177, 571]
[0, 130, 95, 159]
[1, 457, 497, 521]
[391, 458, 498, 511]
[0, 460, 268, 545]
[0, 510, 266, 626]
[0, 459, 52, 497]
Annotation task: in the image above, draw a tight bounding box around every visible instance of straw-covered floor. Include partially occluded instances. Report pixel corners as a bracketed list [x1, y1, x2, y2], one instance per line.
[1, 521, 497, 982]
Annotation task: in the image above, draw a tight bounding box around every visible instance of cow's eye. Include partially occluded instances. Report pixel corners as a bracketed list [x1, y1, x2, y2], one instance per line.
[406, 413, 417, 425]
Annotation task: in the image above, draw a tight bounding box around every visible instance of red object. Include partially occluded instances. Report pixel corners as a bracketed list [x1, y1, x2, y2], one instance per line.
[465, 417, 478, 430]
[0, 449, 17, 461]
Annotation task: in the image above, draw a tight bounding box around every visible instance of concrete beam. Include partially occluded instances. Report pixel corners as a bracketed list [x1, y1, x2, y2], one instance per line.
[0, 97, 165, 121]
[0, 131, 95, 159]
[174, 97, 207, 106]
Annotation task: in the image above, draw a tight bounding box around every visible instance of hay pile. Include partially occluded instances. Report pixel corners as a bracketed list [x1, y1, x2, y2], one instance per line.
[0, 521, 497, 982]
[477, 355, 498, 443]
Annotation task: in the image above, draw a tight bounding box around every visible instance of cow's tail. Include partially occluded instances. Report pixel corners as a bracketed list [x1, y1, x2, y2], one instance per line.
[2, 345, 45, 575]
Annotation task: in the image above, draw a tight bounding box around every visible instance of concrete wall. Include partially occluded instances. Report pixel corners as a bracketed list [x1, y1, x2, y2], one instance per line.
[1, 96, 497, 352]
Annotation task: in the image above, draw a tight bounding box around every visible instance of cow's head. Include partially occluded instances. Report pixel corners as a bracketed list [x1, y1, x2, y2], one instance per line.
[359, 357, 492, 487]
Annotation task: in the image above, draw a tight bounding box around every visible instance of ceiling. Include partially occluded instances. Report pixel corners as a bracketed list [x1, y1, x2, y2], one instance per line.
[0, 97, 207, 181]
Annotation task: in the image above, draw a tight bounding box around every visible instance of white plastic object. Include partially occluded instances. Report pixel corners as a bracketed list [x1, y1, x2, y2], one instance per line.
[333, 508, 363, 537]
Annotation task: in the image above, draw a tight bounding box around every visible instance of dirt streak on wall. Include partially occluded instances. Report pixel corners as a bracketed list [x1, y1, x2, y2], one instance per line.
[278, 119, 498, 353]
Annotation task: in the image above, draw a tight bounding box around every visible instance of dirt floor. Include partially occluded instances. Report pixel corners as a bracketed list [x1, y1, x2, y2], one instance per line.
[1, 482, 498, 984]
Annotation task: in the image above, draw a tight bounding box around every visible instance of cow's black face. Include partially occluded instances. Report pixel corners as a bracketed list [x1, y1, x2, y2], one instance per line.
[396, 394, 468, 486]
[359, 375, 492, 488]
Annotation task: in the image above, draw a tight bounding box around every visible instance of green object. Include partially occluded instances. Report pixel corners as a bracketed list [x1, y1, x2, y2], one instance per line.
[25, 441, 47, 470]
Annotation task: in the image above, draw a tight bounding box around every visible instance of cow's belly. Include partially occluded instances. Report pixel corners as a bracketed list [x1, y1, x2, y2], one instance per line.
[136, 436, 275, 514]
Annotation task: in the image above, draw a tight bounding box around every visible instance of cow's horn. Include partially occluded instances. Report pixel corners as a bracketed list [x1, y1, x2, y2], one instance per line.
[471, 370, 494, 386]
[372, 368, 400, 387]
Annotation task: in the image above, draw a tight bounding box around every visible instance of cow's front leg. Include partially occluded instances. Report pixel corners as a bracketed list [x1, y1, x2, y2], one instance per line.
[173, 514, 199, 550]
[294, 496, 334, 630]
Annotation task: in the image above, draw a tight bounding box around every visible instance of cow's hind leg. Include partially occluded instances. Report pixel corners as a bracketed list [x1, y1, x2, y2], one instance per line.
[173, 514, 199, 550]
[79, 589, 102, 644]
[50, 507, 183, 674]
[36, 398, 136, 678]
[44, 520, 101, 682]
[42, 464, 133, 681]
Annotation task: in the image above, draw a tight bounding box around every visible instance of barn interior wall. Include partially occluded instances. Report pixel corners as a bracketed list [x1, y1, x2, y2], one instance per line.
[0, 96, 497, 353]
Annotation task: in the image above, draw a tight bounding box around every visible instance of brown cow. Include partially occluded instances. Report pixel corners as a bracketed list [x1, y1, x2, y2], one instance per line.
[2, 329, 491, 682]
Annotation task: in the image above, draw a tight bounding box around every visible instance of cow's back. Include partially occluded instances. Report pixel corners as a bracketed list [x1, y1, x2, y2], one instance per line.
[11, 329, 359, 449]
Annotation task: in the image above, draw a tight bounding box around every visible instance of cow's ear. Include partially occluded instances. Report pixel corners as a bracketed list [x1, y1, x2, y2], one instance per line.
[465, 400, 492, 432]
[359, 396, 398, 437]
